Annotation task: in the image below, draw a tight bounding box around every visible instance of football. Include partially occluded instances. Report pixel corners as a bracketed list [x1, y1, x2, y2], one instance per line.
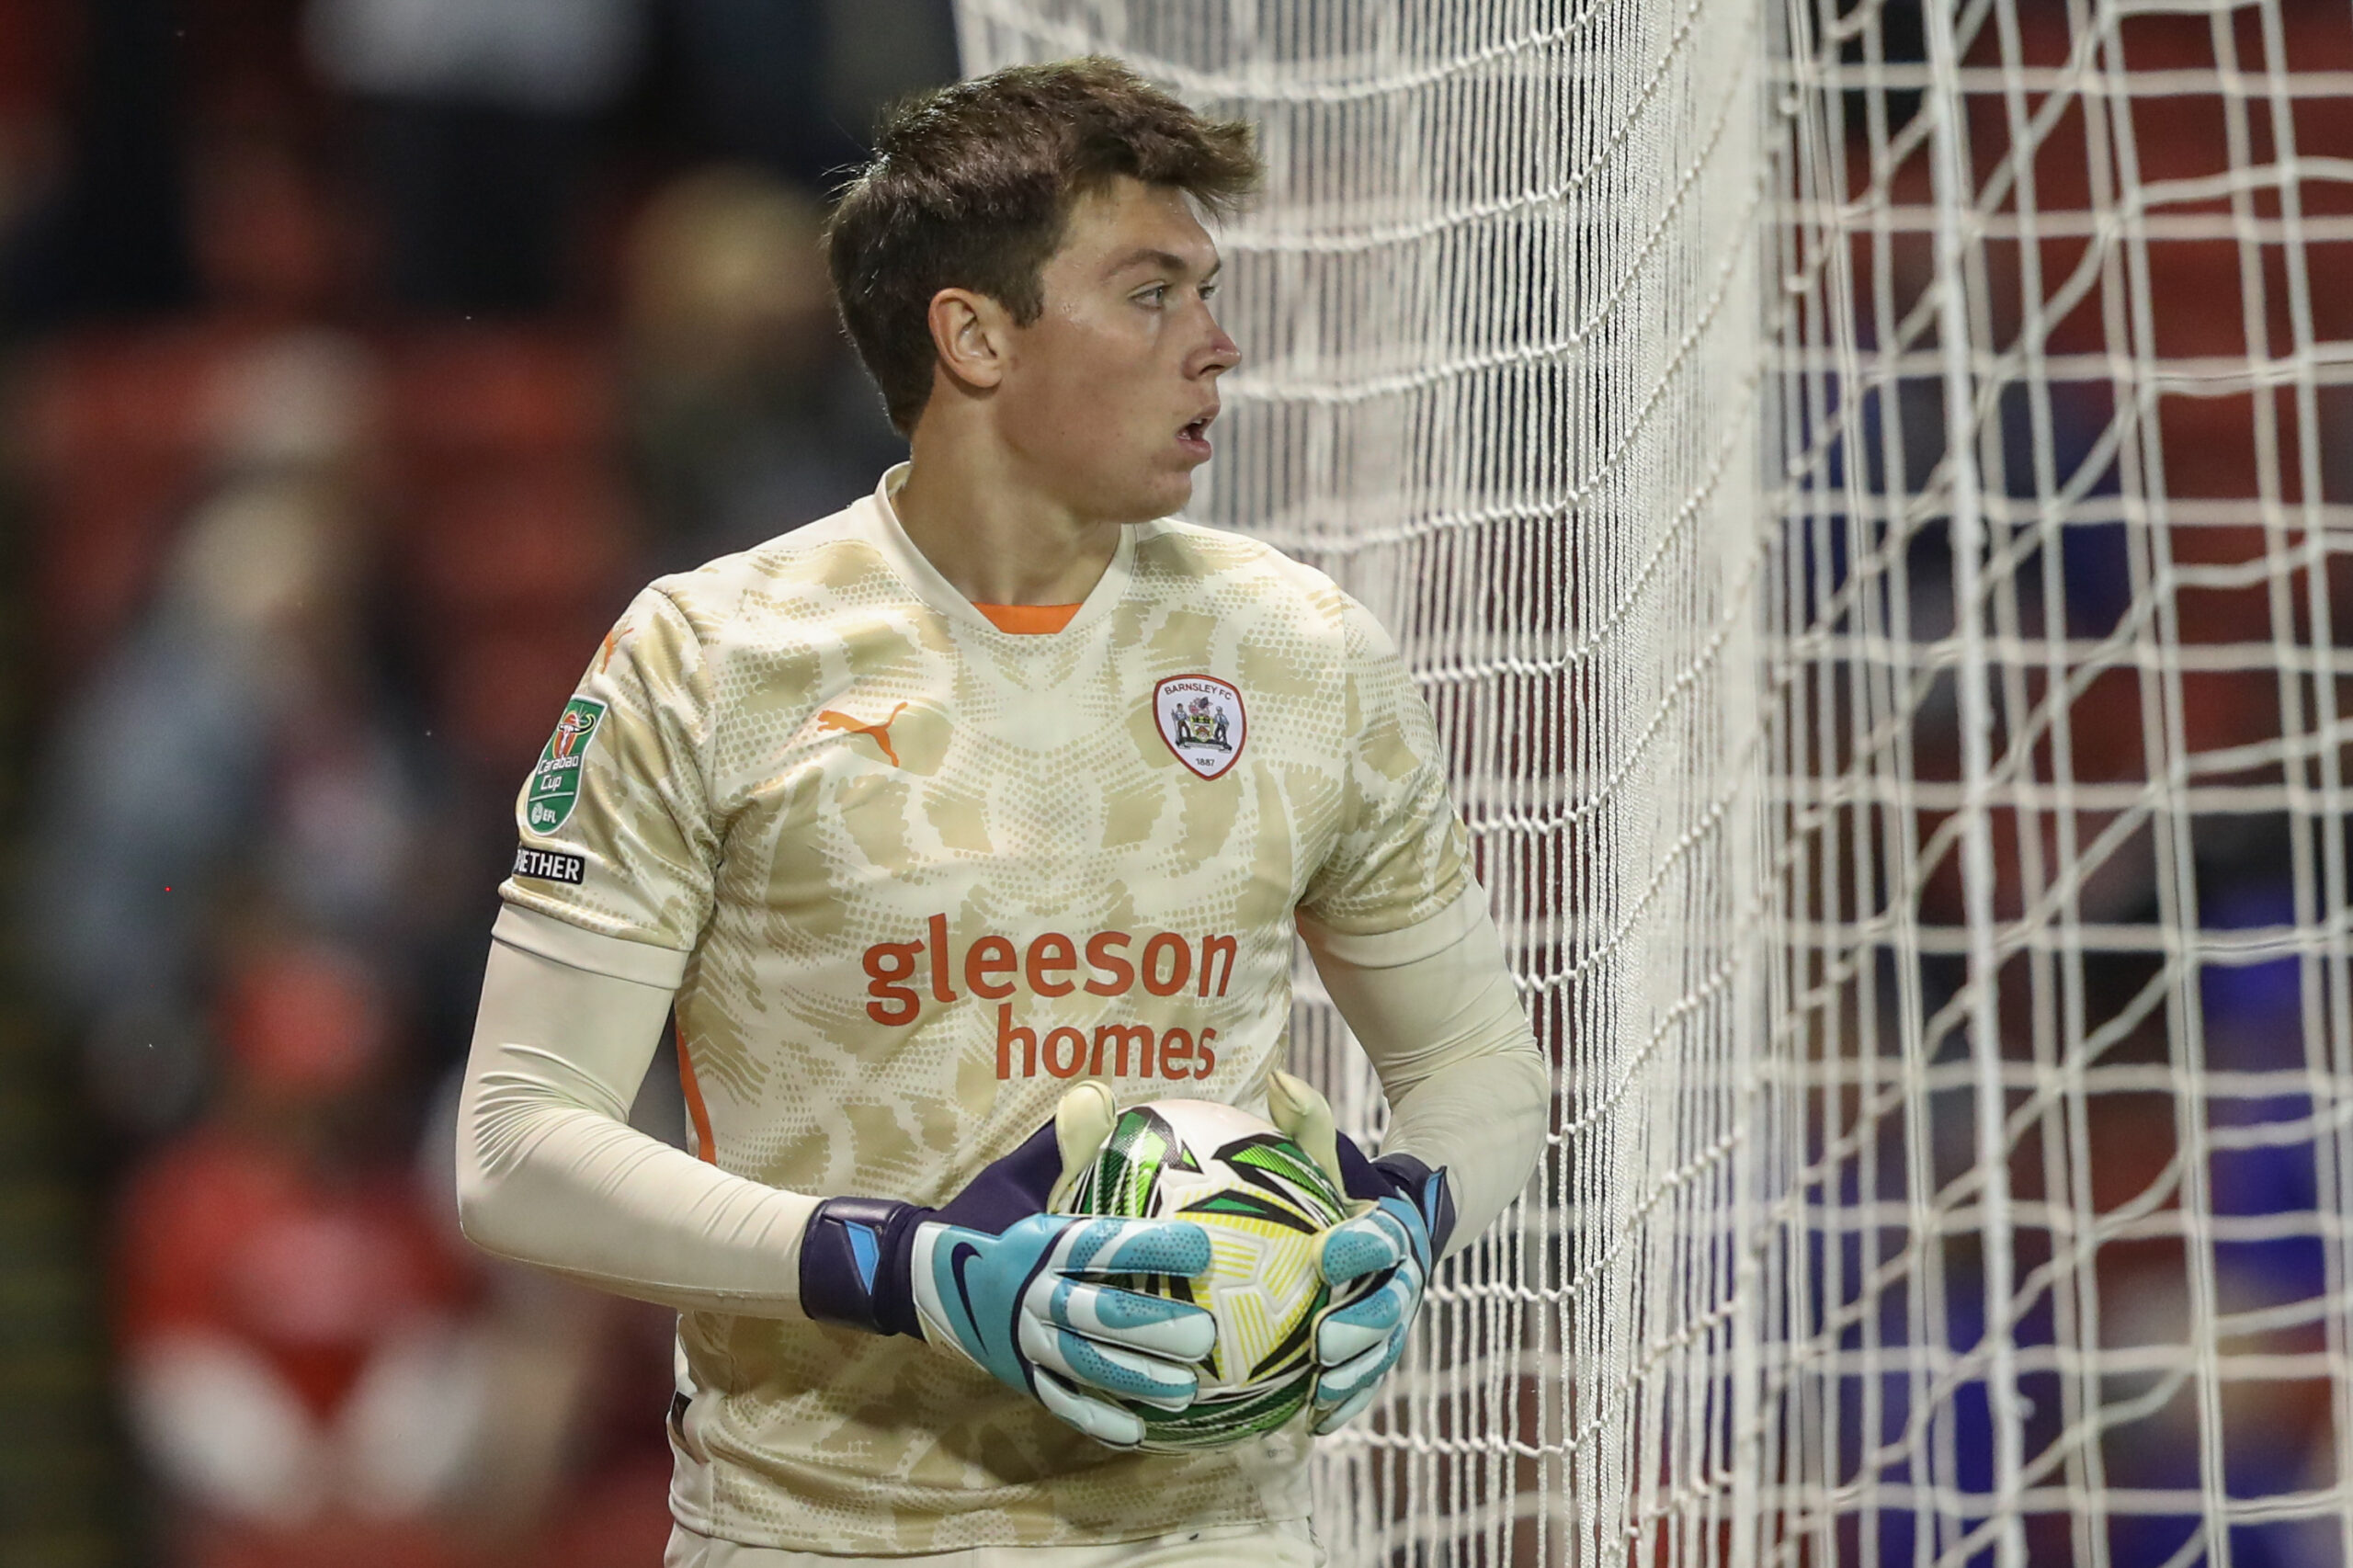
[1056, 1096, 1353, 1450]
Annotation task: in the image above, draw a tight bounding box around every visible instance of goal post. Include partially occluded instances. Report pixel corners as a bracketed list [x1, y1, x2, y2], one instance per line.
[955, 3, 2353, 1565]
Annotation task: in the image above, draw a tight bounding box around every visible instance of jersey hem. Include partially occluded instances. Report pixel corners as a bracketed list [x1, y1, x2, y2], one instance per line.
[660, 1509, 1313, 1558]
[493, 902, 692, 990]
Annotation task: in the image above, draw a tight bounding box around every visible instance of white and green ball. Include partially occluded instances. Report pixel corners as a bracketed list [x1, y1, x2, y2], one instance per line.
[1057, 1097, 1352, 1450]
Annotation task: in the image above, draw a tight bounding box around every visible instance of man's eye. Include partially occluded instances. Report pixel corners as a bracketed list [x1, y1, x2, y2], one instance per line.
[1199, 281, 1221, 302]
[1136, 285, 1168, 307]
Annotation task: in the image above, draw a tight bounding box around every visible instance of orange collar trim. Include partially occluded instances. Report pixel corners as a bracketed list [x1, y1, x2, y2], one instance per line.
[974, 602, 1082, 635]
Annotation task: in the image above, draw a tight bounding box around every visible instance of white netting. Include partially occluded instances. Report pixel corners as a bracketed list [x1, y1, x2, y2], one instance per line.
[1763, 5, 2353, 1566]
[956, 3, 2353, 1565]
[957, 3, 1765, 1562]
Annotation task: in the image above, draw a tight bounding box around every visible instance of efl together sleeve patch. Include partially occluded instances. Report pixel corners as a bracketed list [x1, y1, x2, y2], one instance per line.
[512, 845, 585, 884]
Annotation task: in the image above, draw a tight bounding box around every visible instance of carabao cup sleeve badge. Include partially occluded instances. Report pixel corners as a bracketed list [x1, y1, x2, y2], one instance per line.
[526, 697, 608, 833]
[1154, 675, 1246, 780]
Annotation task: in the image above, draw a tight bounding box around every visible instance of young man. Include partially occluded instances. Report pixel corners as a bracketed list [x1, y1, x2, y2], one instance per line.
[458, 58, 1547, 1568]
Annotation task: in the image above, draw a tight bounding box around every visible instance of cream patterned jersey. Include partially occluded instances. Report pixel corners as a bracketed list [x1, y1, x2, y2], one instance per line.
[498, 469, 1475, 1552]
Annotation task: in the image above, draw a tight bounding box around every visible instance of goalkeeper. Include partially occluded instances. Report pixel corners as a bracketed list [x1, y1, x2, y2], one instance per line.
[459, 57, 1547, 1568]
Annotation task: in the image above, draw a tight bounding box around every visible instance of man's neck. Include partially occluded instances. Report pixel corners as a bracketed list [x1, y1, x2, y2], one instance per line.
[894, 424, 1122, 608]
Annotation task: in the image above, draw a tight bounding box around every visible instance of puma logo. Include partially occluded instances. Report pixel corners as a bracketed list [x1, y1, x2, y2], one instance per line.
[817, 702, 910, 767]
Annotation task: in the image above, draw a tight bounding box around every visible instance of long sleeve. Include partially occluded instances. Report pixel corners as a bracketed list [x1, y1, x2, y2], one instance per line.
[1301, 891, 1549, 1256]
[455, 907, 818, 1314]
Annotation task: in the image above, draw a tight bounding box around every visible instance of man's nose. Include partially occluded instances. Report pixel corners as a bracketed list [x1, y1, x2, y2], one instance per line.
[1199, 322, 1242, 376]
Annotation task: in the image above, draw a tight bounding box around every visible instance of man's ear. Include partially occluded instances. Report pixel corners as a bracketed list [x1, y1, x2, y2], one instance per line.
[927, 288, 1012, 394]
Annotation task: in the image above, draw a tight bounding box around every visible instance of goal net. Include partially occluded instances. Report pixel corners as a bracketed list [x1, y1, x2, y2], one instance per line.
[956, 4, 2353, 1566]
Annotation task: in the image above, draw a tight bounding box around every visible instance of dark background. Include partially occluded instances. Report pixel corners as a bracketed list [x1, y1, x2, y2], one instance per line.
[0, 3, 953, 1563]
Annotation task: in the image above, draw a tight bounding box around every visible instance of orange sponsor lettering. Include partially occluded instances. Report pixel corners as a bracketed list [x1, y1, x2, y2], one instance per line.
[990, 1007, 1211, 1084]
[1083, 931, 1133, 995]
[966, 936, 1017, 999]
[997, 1005, 1036, 1079]
[865, 921, 1238, 1028]
[926, 913, 957, 1002]
[1141, 933, 1191, 997]
[1027, 932, 1077, 996]
[1197, 935, 1236, 998]
[863, 940, 923, 1025]
[1092, 1024, 1154, 1076]
[880, 921, 1237, 1083]
[1042, 1027, 1087, 1078]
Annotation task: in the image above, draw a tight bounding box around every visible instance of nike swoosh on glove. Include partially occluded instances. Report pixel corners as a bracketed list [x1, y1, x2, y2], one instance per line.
[1267, 1070, 1459, 1435]
[796, 1083, 1216, 1448]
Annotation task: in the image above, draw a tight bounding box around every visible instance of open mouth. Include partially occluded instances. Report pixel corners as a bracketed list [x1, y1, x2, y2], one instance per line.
[1178, 412, 1217, 448]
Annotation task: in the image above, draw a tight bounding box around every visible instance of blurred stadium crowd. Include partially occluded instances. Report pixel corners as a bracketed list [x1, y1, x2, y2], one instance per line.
[1815, 9, 2352, 1564]
[0, 3, 943, 1564]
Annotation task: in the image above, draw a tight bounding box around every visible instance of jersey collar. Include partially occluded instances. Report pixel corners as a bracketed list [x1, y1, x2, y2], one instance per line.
[862, 463, 1138, 642]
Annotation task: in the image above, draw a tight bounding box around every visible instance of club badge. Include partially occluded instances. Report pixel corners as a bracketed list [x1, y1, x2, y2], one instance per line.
[526, 697, 607, 833]
[1154, 675, 1246, 779]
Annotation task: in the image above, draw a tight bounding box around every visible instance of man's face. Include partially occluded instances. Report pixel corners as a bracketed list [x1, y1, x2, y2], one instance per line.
[991, 177, 1240, 524]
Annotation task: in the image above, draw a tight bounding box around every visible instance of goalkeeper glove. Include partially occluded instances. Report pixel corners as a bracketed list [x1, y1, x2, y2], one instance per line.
[797, 1083, 1216, 1449]
[1267, 1070, 1459, 1435]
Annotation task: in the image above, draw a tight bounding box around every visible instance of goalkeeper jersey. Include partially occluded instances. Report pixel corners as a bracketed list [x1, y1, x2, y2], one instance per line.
[497, 467, 1477, 1553]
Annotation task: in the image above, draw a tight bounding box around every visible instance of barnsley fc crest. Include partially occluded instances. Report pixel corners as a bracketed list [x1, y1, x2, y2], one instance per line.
[526, 697, 607, 834]
[1154, 676, 1246, 779]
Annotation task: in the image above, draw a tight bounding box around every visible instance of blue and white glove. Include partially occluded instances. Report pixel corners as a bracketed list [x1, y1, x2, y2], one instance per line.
[1267, 1071, 1458, 1434]
[798, 1083, 1216, 1448]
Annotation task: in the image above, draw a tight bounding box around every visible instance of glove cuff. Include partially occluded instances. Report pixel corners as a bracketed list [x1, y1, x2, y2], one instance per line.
[801, 1196, 928, 1337]
[1331, 1136, 1460, 1259]
[1370, 1153, 1458, 1257]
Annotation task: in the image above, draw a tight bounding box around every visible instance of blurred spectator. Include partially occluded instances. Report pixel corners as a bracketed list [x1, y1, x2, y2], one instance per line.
[18, 132, 358, 680]
[21, 337, 440, 1132]
[0, 3, 960, 1560]
[115, 938, 486, 1568]
[189, 129, 352, 328]
[381, 324, 638, 779]
[303, 0, 648, 312]
[621, 164, 900, 570]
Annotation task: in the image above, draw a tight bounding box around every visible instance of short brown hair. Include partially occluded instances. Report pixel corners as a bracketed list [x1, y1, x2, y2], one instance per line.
[825, 58, 1261, 434]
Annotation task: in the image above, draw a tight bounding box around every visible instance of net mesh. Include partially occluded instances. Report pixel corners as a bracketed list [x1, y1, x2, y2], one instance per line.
[956, 3, 2353, 1564]
[1761, 4, 2353, 1565]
